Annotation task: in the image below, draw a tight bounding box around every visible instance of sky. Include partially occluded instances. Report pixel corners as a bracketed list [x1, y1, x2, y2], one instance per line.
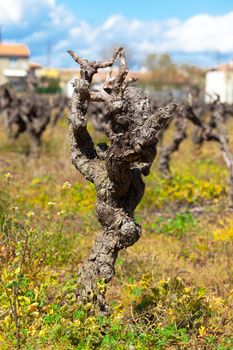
[0, 0, 233, 68]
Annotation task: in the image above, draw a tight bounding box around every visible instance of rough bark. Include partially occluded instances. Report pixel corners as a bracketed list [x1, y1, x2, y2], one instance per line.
[158, 110, 187, 177]
[51, 95, 68, 127]
[211, 103, 233, 206]
[67, 48, 177, 313]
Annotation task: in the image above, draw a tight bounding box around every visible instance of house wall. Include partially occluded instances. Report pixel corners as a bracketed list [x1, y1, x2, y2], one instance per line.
[225, 72, 233, 104]
[0, 57, 29, 70]
[0, 56, 29, 85]
[205, 71, 233, 104]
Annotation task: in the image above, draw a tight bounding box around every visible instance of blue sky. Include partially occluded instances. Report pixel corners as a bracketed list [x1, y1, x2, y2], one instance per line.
[0, 0, 233, 68]
[57, 0, 233, 22]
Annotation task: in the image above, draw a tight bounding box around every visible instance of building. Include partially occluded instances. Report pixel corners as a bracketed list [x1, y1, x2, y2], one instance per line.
[205, 61, 233, 104]
[0, 43, 31, 88]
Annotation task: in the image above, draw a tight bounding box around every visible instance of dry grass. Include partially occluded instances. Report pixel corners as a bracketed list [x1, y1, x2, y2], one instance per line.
[0, 116, 232, 349]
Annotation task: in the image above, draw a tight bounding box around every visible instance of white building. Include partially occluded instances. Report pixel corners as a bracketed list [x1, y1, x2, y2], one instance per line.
[205, 62, 233, 104]
[0, 43, 30, 88]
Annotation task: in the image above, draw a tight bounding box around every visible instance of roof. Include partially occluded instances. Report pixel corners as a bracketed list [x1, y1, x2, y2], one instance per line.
[210, 61, 233, 72]
[29, 61, 43, 69]
[0, 43, 30, 58]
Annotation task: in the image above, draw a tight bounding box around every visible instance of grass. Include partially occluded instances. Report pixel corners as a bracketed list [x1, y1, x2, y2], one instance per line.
[0, 117, 232, 349]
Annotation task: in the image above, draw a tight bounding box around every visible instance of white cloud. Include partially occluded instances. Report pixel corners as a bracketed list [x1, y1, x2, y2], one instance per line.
[64, 12, 233, 67]
[0, 0, 55, 25]
[1, 2, 233, 67]
[0, 0, 24, 25]
[163, 12, 233, 53]
[0, 0, 75, 66]
[49, 4, 75, 27]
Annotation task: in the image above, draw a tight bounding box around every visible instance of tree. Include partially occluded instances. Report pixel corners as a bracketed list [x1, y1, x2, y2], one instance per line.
[144, 53, 158, 71]
[67, 47, 177, 314]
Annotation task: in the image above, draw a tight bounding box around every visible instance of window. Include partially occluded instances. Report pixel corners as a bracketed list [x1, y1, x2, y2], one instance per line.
[10, 57, 17, 68]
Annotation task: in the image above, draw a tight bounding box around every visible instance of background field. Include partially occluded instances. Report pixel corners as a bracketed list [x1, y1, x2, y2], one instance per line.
[0, 116, 233, 349]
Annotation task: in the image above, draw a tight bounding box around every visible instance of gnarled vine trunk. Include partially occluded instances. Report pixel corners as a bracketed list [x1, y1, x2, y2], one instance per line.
[0, 83, 52, 156]
[67, 48, 177, 313]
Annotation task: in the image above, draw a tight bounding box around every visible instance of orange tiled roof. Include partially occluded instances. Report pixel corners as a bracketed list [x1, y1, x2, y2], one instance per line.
[211, 61, 233, 72]
[29, 61, 42, 69]
[0, 43, 30, 57]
